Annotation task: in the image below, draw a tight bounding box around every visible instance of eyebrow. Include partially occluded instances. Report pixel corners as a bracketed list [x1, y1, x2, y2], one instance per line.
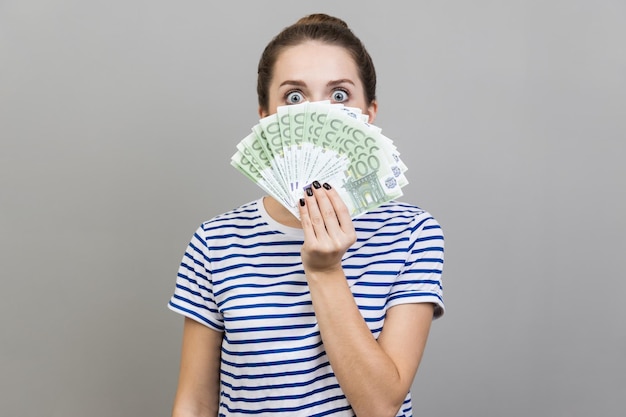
[279, 80, 307, 88]
[327, 79, 356, 88]
[278, 79, 356, 88]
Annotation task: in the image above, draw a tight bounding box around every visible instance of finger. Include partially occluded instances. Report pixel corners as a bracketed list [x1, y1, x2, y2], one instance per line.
[322, 182, 354, 234]
[297, 197, 317, 243]
[303, 185, 327, 238]
[311, 181, 341, 235]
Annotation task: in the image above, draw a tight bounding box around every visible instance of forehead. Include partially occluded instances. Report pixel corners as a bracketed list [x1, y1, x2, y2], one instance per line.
[272, 41, 360, 84]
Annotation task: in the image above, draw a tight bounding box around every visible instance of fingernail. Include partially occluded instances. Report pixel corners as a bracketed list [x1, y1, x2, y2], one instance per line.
[305, 187, 313, 196]
[312, 181, 321, 189]
[322, 182, 332, 190]
[299, 198, 305, 206]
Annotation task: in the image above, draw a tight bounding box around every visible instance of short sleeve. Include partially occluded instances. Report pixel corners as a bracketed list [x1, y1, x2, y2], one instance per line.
[167, 225, 224, 331]
[388, 213, 445, 319]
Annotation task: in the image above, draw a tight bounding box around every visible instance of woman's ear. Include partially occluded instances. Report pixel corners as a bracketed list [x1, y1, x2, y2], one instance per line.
[366, 100, 378, 124]
[258, 106, 268, 118]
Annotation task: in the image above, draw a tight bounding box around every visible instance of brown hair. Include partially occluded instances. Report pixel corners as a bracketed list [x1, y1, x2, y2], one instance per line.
[257, 13, 377, 112]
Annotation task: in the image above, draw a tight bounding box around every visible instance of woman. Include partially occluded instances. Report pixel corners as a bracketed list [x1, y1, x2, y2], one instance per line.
[169, 13, 445, 417]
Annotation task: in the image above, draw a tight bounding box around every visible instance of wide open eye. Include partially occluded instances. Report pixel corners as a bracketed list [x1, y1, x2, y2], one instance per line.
[331, 89, 349, 103]
[286, 91, 305, 104]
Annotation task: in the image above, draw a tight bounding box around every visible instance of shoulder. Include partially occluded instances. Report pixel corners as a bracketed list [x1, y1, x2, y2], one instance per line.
[190, 199, 270, 242]
[355, 200, 442, 231]
[198, 200, 261, 229]
[350, 201, 443, 251]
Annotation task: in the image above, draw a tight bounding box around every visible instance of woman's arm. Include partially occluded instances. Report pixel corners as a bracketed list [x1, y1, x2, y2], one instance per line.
[171, 317, 223, 417]
[308, 274, 433, 417]
[299, 183, 434, 417]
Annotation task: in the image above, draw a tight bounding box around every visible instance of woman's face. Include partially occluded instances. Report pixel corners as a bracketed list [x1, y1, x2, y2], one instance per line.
[260, 41, 377, 122]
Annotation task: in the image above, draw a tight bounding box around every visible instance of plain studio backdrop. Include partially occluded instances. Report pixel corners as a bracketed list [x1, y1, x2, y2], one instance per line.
[1, 1, 624, 416]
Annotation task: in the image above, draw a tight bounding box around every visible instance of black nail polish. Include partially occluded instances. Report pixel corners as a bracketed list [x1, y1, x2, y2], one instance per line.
[322, 182, 332, 190]
[312, 181, 321, 189]
[299, 198, 305, 206]
[305, 187, 313, 196]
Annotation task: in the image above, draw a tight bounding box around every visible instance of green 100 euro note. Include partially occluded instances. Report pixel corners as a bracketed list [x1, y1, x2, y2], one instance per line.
[231, 101, 408, 219]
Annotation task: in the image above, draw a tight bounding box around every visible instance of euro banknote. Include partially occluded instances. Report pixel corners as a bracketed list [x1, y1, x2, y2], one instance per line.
[231, 101, 408, 219]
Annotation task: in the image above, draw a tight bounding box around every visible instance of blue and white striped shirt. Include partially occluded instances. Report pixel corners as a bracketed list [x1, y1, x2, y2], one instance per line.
[169, 198, 444, 416]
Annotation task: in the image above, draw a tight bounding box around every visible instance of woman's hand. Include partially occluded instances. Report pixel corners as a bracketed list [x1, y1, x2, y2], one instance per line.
[298, 181, 356, 274]
[298, 181, 434, 417]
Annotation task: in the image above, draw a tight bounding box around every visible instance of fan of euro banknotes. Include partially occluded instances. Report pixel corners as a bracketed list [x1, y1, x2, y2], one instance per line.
[231, 100, 408, 219]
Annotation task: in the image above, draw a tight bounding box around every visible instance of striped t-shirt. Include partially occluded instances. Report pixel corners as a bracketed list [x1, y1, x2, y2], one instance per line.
[168, 198, 444, 417]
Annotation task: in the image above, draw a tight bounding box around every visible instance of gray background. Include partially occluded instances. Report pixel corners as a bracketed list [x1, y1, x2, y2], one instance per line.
[1, 1, 624, 416]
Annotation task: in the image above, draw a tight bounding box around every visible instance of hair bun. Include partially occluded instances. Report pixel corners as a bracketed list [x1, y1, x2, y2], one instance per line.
[294, 13, 349, 29]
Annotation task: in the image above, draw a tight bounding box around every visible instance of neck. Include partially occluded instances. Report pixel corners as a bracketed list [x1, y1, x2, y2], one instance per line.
[263, 196, 303, 229]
